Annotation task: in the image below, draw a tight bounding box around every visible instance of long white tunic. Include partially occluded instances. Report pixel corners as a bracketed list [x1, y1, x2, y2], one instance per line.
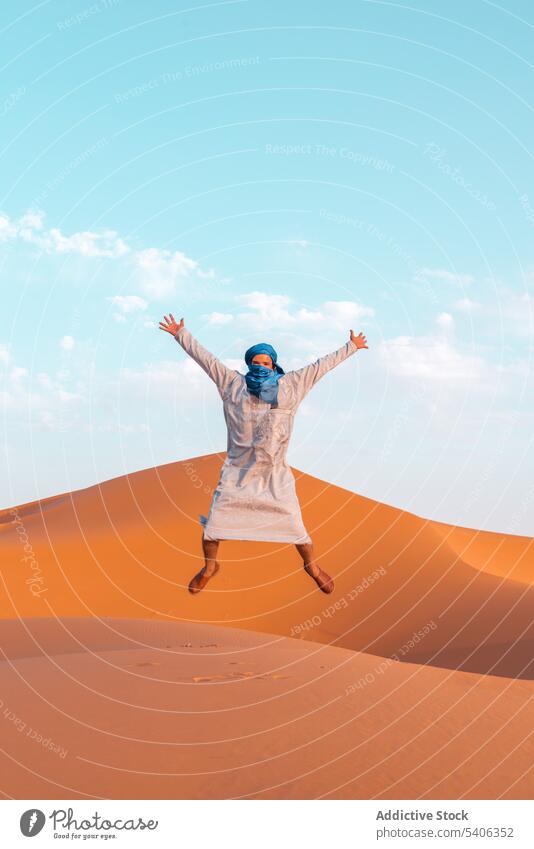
[175, 326, 359, 543]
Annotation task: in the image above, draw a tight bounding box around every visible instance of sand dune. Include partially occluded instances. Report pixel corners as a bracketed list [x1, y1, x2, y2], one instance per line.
[431, 520, 534, 584]
[1, 617, 533, 800]
[1, 453, 533, 799]
[1, 454, 533, 677]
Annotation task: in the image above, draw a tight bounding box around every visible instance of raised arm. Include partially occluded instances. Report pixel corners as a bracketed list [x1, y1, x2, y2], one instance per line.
[159, 314, 238, 396]
[285, 330, 367, 402]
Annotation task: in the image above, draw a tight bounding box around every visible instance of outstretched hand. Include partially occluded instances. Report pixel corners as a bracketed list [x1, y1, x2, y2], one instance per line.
[350, 329, 368, 349]
[159, 314, 184, 336]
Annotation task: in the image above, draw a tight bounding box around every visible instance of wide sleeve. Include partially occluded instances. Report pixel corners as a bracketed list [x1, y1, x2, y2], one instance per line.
[284, 338, 359, 403]
[174, 326, 238, 396]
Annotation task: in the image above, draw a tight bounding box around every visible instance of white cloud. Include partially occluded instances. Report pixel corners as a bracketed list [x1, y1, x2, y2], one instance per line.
[133, 248, 215, 299]
[436, 312, 454, 330]
[60, 335, 75, 351]
[36, 372, 52, 388]
[86, 422, 150, 434]
[500, 291, 534, 337]
[118, 357, 219, 397]
[235, 291, 293, 326]
[378, 334, 484, 383]
[232, 291, 374, 333]
[108, 295, 147, 313]
[453, 289, 534, 337]
[44, 227, 129, 258]
[203, 312, 234, 326]
[10, 366, 27, 381]
[0, 213, 18, 241]
[416, 267, 474, 286]
[0, 349, 83, 430]
[224, 357, 244, 372]
[454, 297, 481, 312]
[1, 342, 223, 433]
[56, 388, 79, 402]
[320, 300, 373, 325]
[0, 209, 129, 257]
[1, 210, 219, 302]
[200, 293, 374, 367]
[18, 211, 45, 235]
[107, 294, 148, 324]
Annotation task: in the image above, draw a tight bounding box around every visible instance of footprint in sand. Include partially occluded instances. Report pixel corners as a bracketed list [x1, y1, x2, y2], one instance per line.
[192, 671, 289, 682]
[192, 674, 227, 682]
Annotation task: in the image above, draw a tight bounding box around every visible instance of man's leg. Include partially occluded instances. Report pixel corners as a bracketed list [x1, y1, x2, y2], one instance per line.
[202, 538, 220, 576]
[296, 541, 318, 573]
[188, 537, 221, 594]
[296, 540, 335, 594]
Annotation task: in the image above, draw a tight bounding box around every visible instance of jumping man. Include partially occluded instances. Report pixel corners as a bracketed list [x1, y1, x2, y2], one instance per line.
[159, 314, 368, 595]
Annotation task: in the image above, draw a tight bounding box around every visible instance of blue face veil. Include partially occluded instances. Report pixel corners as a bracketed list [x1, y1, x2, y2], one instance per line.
[244, 342, 285, 406]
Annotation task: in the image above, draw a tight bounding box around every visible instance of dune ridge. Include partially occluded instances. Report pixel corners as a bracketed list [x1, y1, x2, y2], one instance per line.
[1, 454, 533, 799]
[2, 453, 533, 677]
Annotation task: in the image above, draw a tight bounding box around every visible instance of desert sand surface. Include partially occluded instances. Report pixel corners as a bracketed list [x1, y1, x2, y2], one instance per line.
[431, 520, 533, 584]
[0, 453, 533, 799]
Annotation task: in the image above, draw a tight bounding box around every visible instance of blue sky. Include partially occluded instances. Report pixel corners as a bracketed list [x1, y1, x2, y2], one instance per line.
[1, 0, 533, 534]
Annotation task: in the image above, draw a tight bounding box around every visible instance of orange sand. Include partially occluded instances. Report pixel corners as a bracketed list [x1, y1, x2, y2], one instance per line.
[0, 453, 533, 799]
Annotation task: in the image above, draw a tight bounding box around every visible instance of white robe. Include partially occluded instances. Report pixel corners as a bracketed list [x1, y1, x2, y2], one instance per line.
[175, 327, 359, 543]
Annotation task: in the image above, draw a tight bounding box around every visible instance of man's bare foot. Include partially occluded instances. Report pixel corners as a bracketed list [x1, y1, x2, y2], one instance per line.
[188, 561, 220, 594]
[304, 562, 335, 594]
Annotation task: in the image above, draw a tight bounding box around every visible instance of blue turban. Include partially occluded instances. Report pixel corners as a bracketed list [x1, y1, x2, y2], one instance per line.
[244, 342, 285, 406]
